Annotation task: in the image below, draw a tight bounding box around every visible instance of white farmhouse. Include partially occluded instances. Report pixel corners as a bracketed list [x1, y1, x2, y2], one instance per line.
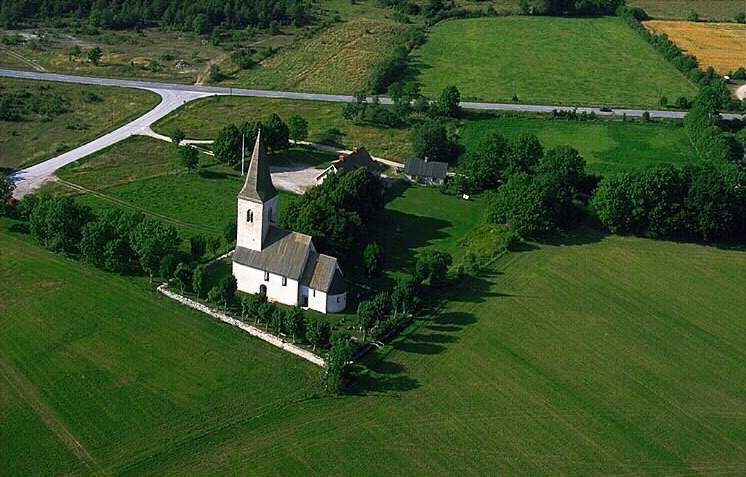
[232, 131, 347, 313]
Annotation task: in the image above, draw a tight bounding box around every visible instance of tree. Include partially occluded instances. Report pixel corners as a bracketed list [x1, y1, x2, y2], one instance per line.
[192, 13, 210, 34]
[462, 132, 509, 190]
[130, 220, 180, 281]
[414, 249, 453, 286]
[80, 220, 114, 268]
[284, 307, 305, 343]
[323, 333, 354, 394]
[190, 235, 206, 261]
[192, 264, 208, 298]
[306, 318, 331, 351]
[270, 306, 285, 334]
[219, 275, 238, 306]
[173, 262, 191, 293]
[391, 274, 418, 317]
[207, 64, 223, 83]
[362, 242, 384, 277]
[0, 174, 14, 201]
[488, 172, 562, 236]
[410, 121, 455, 163]
[29, 196, 93, 253]
[264, 113, 290, 153]
[213, 124, 242, 167]
[179, 146, 199, 171]
[257, 301, 275, 326]
[87, 47, 103, 65]
[356, 299, 381, 341]
[434, 85, 461, 118]
[159, 254, 178, 280]
[506, 134, 543, 177]
[169, 128, 186, 145]
[287, 115, 309, 142]
[207, 286, 223, 307]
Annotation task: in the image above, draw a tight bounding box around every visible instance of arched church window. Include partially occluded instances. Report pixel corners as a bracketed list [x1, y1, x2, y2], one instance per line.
[247, 210, 253, 222]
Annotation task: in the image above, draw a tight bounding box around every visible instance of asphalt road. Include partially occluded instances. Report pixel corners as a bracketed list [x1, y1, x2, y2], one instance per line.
[5, 69, 744, 120]
[2, 68, 743, 197]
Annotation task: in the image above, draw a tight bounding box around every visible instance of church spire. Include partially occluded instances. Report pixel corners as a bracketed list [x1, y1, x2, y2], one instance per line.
[238, 129, 277, 203]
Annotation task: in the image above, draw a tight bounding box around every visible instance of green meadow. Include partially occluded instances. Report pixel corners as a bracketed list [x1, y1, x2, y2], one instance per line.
[412, 16, 697, 107]
[3, 217, 745, 475]
[459, 114, 699, 176]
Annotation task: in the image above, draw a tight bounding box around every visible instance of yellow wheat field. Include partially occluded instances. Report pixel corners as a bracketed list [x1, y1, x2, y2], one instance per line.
[644, 20, 746, 73]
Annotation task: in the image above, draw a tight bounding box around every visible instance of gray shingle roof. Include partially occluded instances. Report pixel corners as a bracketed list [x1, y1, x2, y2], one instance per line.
[301, 252, 345, 293]
[239, 130, 277, 203]
[404, 159, 448, 179]
[233, 226, 311, 280]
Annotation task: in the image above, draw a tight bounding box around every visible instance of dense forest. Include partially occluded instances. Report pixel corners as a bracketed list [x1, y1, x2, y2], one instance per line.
[0, 0, 312, 32]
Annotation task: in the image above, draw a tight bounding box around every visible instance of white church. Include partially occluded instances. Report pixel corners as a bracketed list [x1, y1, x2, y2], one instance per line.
[232, 131, 347, 314]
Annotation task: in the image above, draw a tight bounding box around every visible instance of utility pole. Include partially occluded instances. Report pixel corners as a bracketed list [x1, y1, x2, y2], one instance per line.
[241, 133, 245, 175]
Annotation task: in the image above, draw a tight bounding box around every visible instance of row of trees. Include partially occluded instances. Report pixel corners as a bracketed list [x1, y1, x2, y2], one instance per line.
[538, 0, 624, 16]
[17, 195, 184, 280]
[685, 84, 744, 164]
[593, 162, 746, 241]
[0, 0, 312, 33]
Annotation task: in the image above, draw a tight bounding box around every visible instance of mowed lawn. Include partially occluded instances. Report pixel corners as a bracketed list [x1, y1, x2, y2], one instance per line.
[460, 115, 698, 176]
[412, 16, 697, 107]
[35, 229, 742, 475]
[0, 79, 159, 171]
[629, 0, 745, 21]
[0, 221, 317, 476]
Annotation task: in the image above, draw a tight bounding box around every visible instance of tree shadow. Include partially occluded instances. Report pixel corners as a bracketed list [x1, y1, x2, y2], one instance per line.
[349, 360, 420, 395]
[531, 222, 609, 247]
[198, 169, 234, 181]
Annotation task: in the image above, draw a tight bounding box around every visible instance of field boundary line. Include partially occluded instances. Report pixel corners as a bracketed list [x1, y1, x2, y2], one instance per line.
[0, 351, 104, 474]
[157, 266, 325, 367]
[56, 179, 217, 234]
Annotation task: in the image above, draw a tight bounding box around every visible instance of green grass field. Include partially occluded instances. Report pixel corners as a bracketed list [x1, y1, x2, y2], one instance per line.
[154, 97, 699, 171]
[153, 96, 413, 161]
[629, 0, 745, 21]
[0, 79, 159, 171]
[4, 215, 745, 474]
[460, 114, 698, 176]
[412, 16, 698, 107]
[0, 220, 317, 476]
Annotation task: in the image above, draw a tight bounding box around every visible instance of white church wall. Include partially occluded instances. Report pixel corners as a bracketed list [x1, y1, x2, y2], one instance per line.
[307, 288, 327, 314]
[326, 292, 347, 313]
[233, 261, 300, 307]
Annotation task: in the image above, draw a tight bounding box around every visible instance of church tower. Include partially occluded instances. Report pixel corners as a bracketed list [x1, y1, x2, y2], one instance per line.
[236, 130, 278, 251]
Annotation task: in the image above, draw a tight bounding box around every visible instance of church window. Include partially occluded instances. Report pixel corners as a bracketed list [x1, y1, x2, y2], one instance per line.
[282, 277, 287, 286]
[247, 210, 253, 223]
[264, 271, 269, 281]
[336, 296, 341, 303]
[312, 289, 316, 297]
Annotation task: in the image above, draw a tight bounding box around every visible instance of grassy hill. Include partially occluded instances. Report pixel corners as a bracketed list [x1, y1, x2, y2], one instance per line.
[412, 16, 697, 107]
